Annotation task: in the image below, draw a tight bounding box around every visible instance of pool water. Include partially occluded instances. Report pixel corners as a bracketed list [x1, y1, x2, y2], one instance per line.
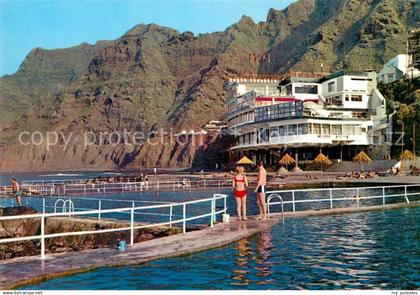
[22, 206, 420, 290]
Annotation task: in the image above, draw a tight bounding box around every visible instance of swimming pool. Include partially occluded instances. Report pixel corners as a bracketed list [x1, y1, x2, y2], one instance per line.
[21, 206, 420, 290]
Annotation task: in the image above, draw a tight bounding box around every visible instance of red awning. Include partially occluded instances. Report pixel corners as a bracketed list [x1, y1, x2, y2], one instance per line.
[255, 96, 297, 102]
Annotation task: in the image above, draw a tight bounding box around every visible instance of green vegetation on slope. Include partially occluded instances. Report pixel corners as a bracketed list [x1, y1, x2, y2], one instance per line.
[378, 77, 420, 156]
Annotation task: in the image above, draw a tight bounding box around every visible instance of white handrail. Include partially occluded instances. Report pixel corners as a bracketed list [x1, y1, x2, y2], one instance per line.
[0, 193, 229, 259]
[266, 184, 420, 215]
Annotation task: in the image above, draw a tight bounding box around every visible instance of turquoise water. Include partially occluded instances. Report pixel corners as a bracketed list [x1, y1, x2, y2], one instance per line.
[22, 206, 420, 290]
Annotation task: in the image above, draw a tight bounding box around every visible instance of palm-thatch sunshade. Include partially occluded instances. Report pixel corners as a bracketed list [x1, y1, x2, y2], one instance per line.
[313, 153, 332, 166]
[237, 156, 253, 165]
[353, 151, 372, 164]
[353, 150, 372, 171]
[279, 153, 296, 166]
[400, 149, 416, 161]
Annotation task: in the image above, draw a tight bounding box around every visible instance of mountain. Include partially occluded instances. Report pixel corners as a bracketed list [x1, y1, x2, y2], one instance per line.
[0, 0, 418, 171]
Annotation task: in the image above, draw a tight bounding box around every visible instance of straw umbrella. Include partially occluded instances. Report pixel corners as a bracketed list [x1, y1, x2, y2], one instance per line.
[353, 150, 372, 172]
[400, 149, 416, 171]
[237, 156, 253, 165]
[313, 152, 332, 175]
[400, 149, 416, 161]
[279, 153, 296, 171]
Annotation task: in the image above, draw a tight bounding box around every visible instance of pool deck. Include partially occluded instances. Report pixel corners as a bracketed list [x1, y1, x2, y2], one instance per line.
[1, 201, 419, 289]
[0, 216, 279, 289]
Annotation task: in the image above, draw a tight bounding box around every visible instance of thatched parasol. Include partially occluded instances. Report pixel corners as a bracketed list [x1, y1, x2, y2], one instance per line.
[237, 156, 253, 165]
[400, 149, 416, 161]
[279, 153, 296, 170]
[353, 150, 372, 171]
[313, 152, 332, 175]
[313, 152, 332, 166]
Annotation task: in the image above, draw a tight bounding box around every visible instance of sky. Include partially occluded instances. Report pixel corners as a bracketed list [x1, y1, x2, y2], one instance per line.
[0, 0, 295, 76]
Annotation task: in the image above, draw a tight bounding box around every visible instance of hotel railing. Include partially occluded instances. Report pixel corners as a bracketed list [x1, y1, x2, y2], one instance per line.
[0, 193, 228, 259]
[266, 184, 420, 215]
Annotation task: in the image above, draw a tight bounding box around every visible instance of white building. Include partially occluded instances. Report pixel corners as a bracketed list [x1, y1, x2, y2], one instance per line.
[225, 71, 391, 164]
[378, 54, 420, 84]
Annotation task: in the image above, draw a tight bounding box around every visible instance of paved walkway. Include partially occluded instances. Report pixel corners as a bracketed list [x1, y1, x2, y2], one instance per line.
[0, 217, 279, 289]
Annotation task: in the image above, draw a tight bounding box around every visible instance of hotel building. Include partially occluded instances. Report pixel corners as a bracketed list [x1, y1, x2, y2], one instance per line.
[225, 71, 391, 165]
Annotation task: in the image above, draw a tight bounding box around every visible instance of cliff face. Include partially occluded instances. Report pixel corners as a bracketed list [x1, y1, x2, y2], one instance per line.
[0, 0, 418, 171]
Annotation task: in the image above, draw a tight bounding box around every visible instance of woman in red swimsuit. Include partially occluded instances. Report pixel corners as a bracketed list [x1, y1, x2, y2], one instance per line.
[233, 165, 248, 221]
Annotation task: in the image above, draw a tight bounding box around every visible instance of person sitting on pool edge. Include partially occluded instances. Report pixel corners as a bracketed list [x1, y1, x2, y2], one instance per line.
[232, 165, 248, 221]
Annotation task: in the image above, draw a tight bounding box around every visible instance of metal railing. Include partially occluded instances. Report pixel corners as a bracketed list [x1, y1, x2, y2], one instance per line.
[0, 193, 228, 259]
[0, 178, 244, 196]
[266, 184, 420, 214]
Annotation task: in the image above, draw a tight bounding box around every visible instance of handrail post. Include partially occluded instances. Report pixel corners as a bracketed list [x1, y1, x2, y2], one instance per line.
[210, 199, 214, 227]
[292, 191, 295, 212]
[356, 188, 359, 207]
[41, 215, 45, 259]
[382, 187, 385, 205]
[130, 207, 134, 246]
[182, 203, 186, 234]
[213, 195, 217, 223]
[98, 200, 101, 220]
[42, 197, 46, 214]
[169, 205, 173, 227]
[83, 185, 86, 195]
[404, 185, 409, 203]
[224, 196, 227, 213]
[329, 189, 333, 209]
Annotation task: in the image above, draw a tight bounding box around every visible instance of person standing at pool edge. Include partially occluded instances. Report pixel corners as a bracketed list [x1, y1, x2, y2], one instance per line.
[233, 166, 248, 221]
[255, 161, 267, 220]
[11, 178, 22, 206]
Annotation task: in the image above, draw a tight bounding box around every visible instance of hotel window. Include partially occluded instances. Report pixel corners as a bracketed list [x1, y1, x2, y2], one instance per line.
[322, 124, 330, 135]
[345, 95, 349, 101]
[332, 125, 342, 135]
[332, 96, 342, 106]
[328, 81, 335, 92]
[269, 127, 279, 138]
[294, 85, 318, 94]
[343, 125, 355, 135]
[288, 125, 297, 135]
[352, 112, 367, 118]
[278, 126, 285, 136]
[298, 124, 309, 135]
[260, 128, 269, 143]
[351, 95, 362, 102]
[313, 124, 321, 134]
[286, 85, 293, 96]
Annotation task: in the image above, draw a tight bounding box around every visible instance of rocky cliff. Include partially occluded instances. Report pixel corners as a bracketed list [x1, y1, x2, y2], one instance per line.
[0, 0, 418, 171]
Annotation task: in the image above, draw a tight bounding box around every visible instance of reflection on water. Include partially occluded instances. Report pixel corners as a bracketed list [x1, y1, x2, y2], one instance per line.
[232, 239, 251, 286]
[22, 207, 420, 290]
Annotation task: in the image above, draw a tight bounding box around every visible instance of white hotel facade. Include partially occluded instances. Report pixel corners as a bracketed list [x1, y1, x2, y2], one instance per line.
[225, 71, 391, 165]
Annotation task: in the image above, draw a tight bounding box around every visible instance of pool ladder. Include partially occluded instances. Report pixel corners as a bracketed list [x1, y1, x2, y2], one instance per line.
[267, 194, 285, 224]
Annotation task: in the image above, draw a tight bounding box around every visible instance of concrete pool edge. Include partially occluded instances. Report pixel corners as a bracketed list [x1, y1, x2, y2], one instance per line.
[2, 201, 419, 290]
[0, 218, 280, 289]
